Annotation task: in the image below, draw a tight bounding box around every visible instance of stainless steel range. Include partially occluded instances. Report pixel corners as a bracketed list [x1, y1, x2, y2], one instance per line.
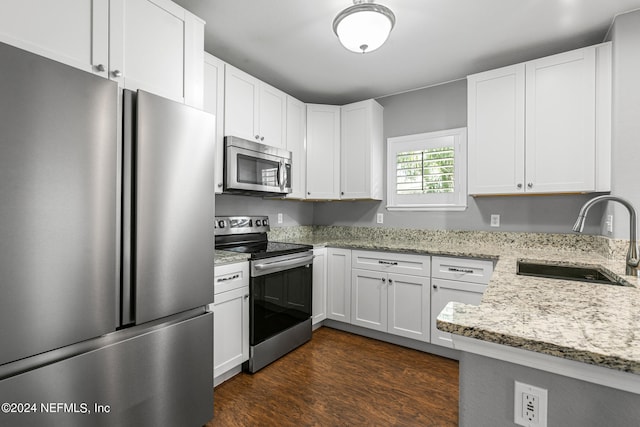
[215, 216, 313, 373]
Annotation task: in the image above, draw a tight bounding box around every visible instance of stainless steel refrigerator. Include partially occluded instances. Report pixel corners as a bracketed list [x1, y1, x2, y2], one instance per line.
[0, 41, 215, 426]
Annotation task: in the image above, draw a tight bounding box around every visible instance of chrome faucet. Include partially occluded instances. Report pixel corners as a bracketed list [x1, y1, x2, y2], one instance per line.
[572, 195, 639, 276]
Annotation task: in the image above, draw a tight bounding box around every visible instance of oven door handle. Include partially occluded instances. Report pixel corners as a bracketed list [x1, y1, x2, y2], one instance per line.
[253, 254, 315, 273]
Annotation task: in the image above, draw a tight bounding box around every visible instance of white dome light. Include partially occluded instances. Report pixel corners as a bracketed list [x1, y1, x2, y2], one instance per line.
[333, 1, 396, 54]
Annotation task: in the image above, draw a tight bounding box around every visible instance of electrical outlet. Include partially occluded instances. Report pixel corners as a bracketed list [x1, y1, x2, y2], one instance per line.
[376, 213, 384, 224]
[490, 214, 500, 227]
[277, 213, 283, 224]
[514, 381, 547, 427]
[606, 215, 613, 233]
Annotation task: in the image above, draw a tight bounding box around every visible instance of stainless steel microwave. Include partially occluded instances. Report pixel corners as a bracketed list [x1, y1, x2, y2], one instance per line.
[224, 136, 292, 196]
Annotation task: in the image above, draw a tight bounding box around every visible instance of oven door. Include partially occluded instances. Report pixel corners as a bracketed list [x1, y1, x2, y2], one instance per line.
[225, 140, 292, 195]
[250, 252, 313, 346]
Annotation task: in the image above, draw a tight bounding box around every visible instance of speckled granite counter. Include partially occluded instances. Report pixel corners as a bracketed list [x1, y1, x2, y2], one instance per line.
[269, 226, 640, 375]
[214, 250, 249, 266]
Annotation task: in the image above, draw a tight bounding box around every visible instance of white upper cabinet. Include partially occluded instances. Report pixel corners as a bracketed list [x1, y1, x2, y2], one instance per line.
[286, 95, 307, 199]
[224, 64, 286, 148]
[340, 99, 384, 200]
[468, 43, 611, 195]
[203, 52, 225, 194]
[0, 0, 204, 106]
[306, 104, 341, 200]
[0, 0, 109, 76]
[111, 0, 204, 106]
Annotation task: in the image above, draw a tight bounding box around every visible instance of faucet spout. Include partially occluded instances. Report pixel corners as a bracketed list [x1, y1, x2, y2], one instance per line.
[572, 195, 639, 276]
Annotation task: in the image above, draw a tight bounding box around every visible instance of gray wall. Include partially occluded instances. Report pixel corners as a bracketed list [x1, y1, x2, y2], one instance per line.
[606, 10, 640, 240]
[459, 352, 640, 427]
[313, 80, 602, 234]
[215, 194, 314, 226]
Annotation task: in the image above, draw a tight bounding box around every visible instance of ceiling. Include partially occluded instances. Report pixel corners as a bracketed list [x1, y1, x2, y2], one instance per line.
[173, 0, 640, 105]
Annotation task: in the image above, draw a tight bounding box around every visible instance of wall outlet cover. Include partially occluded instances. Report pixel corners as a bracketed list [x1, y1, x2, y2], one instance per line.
[514, 381, 548, 427]
[376, 213, 384, 224]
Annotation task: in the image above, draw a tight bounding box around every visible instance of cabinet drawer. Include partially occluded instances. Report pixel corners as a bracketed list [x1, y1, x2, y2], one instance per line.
[431, 256, 494, 284]
[214, 262, 249, 294]
[352, 250, 430, 277]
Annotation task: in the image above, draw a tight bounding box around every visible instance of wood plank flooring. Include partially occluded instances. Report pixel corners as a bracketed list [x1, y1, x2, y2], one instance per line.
[206, 327, 459, 426]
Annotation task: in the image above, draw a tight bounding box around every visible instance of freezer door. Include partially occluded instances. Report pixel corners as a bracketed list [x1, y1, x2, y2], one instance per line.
[0, 42, 118, 366]
[125, 90, 215, 324]
[0, 311, 213, 427]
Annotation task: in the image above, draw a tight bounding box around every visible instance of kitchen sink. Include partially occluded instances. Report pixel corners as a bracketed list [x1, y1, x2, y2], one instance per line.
[516, 260, 631, 286]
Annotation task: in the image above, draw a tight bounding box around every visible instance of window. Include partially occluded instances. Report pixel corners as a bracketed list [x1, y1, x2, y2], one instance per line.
[387, 128, 467, 211]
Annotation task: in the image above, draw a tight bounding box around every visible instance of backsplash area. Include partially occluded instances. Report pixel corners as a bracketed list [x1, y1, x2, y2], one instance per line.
[269, 225, 628, 259]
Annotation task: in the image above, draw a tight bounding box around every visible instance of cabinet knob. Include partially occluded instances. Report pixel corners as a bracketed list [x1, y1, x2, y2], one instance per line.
[388, 279, 393, 285]
[307, 192, 311, 195]
[260, 136, 264, 141]
[112, 70, 122, 78]
[527, 182, 533, 189]
[517, 183, 523, 189]
[217, 183, 223, 188]
[341, 192, 344, 195]
[255, 135, 260, 140]
[432, 284, 437, 289]
[95, 64, 106, 72]
[244, 294, 249, 300]
[381, 277, 386, 283]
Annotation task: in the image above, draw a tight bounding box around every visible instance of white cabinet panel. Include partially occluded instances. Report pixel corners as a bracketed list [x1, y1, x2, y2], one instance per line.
[211, 286, 249, 378]
[351, 269, 387, 332]
[312, 248, 327, 325]
[387, 273, 430, 341]
[468, 64, 525, 194]
[340, 99, 384, 200]
[204, 53, 225, 194]
[258, 84, 287, 148]
[431, 279, 484, 348]
[327, 248, 352, 322]
[0, 0, 108, 76]
[306, 104, 341, 199]
[352, 250, 430, 276]
[286, 96, 307, 199]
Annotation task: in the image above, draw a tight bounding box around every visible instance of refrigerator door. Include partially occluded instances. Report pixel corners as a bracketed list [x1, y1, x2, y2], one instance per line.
[123, 90, 215, 325]
[0, 311, 213, 427]
[0, 42, 118, 366]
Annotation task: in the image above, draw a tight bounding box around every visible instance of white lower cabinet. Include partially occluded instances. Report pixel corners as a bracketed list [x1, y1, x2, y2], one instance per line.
[430, 256, 494, 348]
[210, 261, 249, 381]
[350, 251, 431, 341]
[326, 248, 352, 322]
[312, 248, 327, 325]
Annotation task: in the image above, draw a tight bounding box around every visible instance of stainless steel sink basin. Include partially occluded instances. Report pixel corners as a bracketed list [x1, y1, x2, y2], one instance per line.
[516, 260, 631, 286]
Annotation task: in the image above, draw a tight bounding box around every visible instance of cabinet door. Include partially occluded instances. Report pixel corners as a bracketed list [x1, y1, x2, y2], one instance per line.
[388, 273, 430, 341]
[224, 64, 259, 141]
[351, 269, 387, 332]
[0, 0, 109, 77]
[467, 64, 525, 195]
[525, 47, 596, 193]
[340, 99, 384, 200]
[204, 53, 225, 194]
[312, 248, 327, 325]
[286, 95, 307, 199]
[258, 83, 287, 148]
[110, 0, 192, 103]
[326, 248, 352, 322]
[212, 286, 249, 378]
[306, 104, 341, 199]
[431, 279, 485, 348]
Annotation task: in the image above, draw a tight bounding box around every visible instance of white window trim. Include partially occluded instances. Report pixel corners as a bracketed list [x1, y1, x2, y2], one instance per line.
[386, 127, 467, 212]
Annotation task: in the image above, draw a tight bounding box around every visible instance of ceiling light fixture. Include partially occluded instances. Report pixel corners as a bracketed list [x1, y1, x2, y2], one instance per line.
[333, 0, 396, 54]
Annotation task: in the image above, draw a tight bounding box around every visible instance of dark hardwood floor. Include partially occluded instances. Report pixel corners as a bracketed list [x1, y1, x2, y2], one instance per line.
[206, 327, 459, 426]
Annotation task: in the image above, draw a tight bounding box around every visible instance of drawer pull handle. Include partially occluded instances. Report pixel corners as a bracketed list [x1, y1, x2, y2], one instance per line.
[217, 273, 240, 282]
[448, 267, 474, 274]
[378, 260, 398, 266]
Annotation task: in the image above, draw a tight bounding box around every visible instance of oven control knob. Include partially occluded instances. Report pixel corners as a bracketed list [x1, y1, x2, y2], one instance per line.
[263, 218, 269, 226]
[255, 219, 262, 226]
[217, 220, 225, 229]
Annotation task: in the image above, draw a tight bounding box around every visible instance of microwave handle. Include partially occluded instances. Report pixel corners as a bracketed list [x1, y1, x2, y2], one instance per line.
[278, 160, 286, 190]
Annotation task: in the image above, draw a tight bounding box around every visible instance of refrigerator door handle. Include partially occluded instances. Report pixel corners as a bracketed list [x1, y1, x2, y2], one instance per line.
[121, 90, 136, 327]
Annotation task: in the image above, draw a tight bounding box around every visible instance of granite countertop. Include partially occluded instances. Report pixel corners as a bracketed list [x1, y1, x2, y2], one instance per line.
[269, 227, 640, 375]
[214, 250, 250, 266]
